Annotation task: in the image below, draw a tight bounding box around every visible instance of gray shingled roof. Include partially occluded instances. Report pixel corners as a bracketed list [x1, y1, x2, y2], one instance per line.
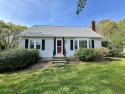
[19, 25, 103, 38]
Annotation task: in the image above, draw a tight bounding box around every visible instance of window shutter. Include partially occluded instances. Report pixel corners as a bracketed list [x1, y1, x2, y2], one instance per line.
[70, 40, 73, 50]
[91, 40, 94, 48]
[54, 38, 56, 55]
[42, 39, 45, 50]
[25, 39, 28, 49]
[63, 38, 65, 55]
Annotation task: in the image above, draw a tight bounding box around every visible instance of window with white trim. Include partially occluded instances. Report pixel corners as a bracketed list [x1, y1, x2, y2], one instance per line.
[36, 40, 41, 49]
[79, 40, 87, 48]
[74, 40, 78, 50]
[89, 40, 91, 48]
[30, 40, 35, 49]
[29, 39, 41, 49]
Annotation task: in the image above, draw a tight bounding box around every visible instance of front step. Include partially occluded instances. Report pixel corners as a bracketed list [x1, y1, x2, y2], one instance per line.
[52, 55, 68, 63]
[53, 59, 67, 61]
[51, 61, 68, 63]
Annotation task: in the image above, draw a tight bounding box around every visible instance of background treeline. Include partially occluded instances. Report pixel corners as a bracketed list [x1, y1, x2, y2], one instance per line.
[0, 20, 28, 50]
[0, 17, 125, 54]
[96, 17, 125, 55]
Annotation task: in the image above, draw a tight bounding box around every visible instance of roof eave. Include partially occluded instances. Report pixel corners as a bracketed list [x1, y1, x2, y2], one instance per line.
[19, 35, 103, 39]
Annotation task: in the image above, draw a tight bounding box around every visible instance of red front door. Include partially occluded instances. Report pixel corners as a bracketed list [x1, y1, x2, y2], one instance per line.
[57, 40, 62, 54]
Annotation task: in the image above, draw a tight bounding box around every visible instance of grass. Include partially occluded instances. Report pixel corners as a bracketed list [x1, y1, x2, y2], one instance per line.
[1, 58, 125, 94]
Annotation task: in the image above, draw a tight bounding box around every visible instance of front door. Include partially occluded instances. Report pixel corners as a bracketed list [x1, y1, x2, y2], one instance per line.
[56, 39, 63, 55]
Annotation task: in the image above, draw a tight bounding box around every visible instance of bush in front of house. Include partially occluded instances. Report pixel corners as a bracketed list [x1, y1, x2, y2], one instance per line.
[0, 49, 40, 71]
[102, 40, 124, 57]
[108, 44, 123, 56]
[95, 46, 110, 59]
[74, 48, 97, 61]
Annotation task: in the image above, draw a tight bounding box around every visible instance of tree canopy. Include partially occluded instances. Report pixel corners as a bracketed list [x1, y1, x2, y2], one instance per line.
[0, 20, 27, 50]
[96, 17, 125, 52]
[117, 17, 125, 27]
[96, 19, 117, 38]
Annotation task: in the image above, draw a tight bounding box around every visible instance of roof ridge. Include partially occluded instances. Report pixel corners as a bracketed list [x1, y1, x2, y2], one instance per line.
[19, 25, 103, 38]
[33, 25, 88, 27]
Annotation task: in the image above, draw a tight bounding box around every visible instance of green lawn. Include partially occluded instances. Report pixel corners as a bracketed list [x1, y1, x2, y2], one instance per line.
[1, 58, 125, 94]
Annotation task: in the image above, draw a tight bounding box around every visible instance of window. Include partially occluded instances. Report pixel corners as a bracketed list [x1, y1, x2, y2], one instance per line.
[79, 40, 87, 48]
[89, 41, 91, 48]
[74, 40, 78, 49]
[29, 39, 41, 49]
[36, 40, 41, 49]
[30, 40, 35, 49]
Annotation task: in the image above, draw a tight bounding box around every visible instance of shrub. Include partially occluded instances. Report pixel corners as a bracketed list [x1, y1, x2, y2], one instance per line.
[0, 49, 40, 71]
[95, 46, 110, 59]
[108, 44, 123, 56]
[74, 48, 97, 61]
[69, 56, 77, 61]
[102, 40, 109, 47]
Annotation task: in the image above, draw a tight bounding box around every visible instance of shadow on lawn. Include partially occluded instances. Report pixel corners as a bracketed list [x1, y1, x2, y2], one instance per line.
[0, 62, 49, 74]
[70, 57, 122, 64]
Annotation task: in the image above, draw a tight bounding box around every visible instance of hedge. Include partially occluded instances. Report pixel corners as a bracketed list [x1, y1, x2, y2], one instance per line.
[74, 48, 97, 61]
[0, 49, 40, 71]
[95, 46, 110, 59]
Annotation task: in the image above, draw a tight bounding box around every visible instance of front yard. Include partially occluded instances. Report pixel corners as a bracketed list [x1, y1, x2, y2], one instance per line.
[0, 58, 125, 94]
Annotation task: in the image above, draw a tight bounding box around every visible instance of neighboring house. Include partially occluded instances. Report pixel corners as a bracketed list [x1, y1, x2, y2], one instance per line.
[19, 21, 103, 60]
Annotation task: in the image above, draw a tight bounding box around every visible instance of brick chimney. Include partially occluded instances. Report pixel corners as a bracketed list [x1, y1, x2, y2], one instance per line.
[89, 20, 96, 31]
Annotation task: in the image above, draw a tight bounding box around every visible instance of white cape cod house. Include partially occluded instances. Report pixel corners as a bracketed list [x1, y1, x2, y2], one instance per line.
[19, 21, 103, 60]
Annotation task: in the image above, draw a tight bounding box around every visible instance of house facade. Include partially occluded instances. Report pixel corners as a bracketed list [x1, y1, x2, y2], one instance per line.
[19, 21, 103, 60]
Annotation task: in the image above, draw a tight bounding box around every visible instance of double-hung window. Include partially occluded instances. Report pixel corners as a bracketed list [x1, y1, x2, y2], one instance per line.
[74, 40, 78, 50]
[36, 40, 41, 49]
[29, 39, 45, 50]
[30, 40, 35, 49]
[79, 40, 87, 48]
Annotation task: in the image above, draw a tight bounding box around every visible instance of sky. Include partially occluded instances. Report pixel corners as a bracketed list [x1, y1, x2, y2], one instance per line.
[0, 0, 125, 27]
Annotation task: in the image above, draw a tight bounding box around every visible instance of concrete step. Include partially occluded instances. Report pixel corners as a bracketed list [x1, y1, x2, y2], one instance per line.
[53, 57, 66, 59]
[53, 59, 67, 61]
[54, 55, 66, 59]
[54, 55, 65, 57]
[51, 61, 68, 63]
[52, 55, 67, 64]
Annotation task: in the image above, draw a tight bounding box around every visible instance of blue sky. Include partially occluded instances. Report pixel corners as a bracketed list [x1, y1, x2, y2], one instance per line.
[0, 0, 125, 27]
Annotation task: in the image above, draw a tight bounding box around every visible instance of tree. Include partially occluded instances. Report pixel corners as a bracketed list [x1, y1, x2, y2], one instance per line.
[97, 18, 125, 55]
[109, 18, 125, 48]
[108, 27, 125, 56]
[111, 25, 125, 49]
[76, 0, 87, 14]
[96, 19, 117, 39]
[0, 20, 28, 50]
[0, 20, 8, 50]
[96, 19, 111, 32]
[117, 17, 125, 27]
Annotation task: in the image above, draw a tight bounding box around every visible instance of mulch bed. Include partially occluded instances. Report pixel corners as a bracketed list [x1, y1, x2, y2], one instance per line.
[68, 57, 120, 64]
[30, 57, 120, 69]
